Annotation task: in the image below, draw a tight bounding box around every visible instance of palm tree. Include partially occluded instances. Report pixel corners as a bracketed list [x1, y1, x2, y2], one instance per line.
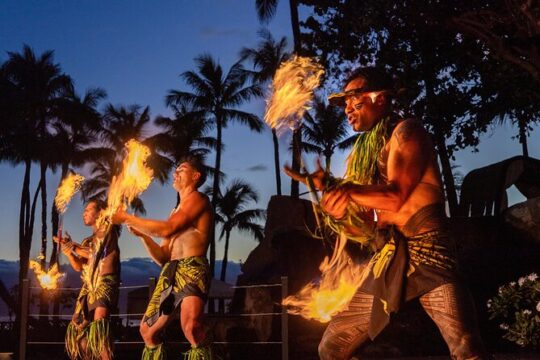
[83, 104, 171, 213]
[240, 29, 290, 196]
[147, 103, 220, 206]
[255, 0, 301, 53]
[301, 98, 357, 173]
[0, 46, 72, 324]
[148, 103, 218, 173]
[48, 86, 108, 264]
[166, 54, 263, 277]
[255, 0, 303, 198]
[213, 180, 265, 282]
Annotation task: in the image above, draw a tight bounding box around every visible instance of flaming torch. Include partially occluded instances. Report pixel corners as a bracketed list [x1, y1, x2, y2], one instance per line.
[28, 172, 85, 290]
[265, 57, 368, 322]
[55, 172, 85, 239]
[28, 261, 65, 290]
[282, 250, 367, 322]
[97, 139, 154, 228]
[264, 55, 324, 135]
[88, 139, 154, 285]
[264, 55, 325, 218]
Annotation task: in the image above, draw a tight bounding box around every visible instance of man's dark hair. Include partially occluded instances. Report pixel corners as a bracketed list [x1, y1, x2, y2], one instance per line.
[344, 66, 394, 93]
[87, 198, 107, 212]
[179, 155, 208, 188]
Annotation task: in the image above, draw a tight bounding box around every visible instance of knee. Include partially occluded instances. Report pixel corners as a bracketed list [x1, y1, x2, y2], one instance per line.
[318, 340, 331, 360]
[318, 336, 339, 360]
[140, 324, 157, 345]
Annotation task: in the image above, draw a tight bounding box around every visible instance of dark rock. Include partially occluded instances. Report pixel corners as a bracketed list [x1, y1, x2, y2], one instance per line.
[504, 196, 540, 243]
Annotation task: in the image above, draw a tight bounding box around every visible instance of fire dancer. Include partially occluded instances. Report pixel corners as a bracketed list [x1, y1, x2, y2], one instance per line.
[285, 67, 487, 359]
[54, 199, 121, 360]
[112, 155, 213, 360]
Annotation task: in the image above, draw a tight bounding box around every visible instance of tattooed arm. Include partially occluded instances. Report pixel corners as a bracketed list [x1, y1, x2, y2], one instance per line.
[321, 119, 432, 218]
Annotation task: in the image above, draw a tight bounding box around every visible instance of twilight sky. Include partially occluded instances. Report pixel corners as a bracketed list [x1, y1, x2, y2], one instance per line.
[1, 0, 538, 263]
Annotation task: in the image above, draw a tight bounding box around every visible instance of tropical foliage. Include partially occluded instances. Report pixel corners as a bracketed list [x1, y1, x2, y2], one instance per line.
[212, 180, 265, 281]
[240, 29, 291, 195]
[301, 98, 357, 173]
[167, 54, 263, 276]
[298, 0, 540, 214]
[488, 273, 540, 348]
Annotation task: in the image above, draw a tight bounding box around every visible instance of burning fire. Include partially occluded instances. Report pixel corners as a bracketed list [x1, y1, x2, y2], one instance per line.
[282, 250, 366, 322]
[29, 260, 65, 290]
[98, 139, 154, 227]
[54, 172, 85, 214]
[264, 55, 324, 135]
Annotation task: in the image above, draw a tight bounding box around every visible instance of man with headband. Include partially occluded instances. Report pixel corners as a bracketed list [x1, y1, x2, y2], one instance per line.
[285, 67, 487, 359]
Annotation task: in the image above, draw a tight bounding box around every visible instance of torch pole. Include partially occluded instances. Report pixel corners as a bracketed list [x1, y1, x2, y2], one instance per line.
[56, 215, 63, 265]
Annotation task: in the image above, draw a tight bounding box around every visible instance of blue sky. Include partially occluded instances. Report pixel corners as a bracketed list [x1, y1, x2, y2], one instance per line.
[1, 0, 538, 263]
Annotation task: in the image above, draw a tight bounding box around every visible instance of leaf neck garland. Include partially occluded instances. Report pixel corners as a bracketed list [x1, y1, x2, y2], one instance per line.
[345, 115, 393, 185]
[321, 115, 396, 247]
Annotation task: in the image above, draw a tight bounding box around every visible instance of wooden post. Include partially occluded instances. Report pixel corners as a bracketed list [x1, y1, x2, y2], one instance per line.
[281, 276, 288, 360]
[148, 277, 156, 300]
[19, 278, 30, 360]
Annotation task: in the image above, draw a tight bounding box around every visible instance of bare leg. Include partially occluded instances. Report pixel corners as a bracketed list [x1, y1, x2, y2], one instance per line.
[318, 290, 374, 360]
[180, 295, 207, 346]
[420, 282, 488, 360]
[93, 306, 111, 360]
[140, 312, 174, 347]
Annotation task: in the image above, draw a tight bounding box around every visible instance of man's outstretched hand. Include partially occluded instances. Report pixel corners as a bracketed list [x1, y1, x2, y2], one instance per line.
[283, 158, 326, 191]
[127, 225, 147, 238]
[111, 208, 128, 225]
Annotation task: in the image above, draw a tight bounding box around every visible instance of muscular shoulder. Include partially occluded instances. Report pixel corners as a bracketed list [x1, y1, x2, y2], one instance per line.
[392, 118, 428, 147]
[179, 190, 212, 214]
[193, 191, 211, 207]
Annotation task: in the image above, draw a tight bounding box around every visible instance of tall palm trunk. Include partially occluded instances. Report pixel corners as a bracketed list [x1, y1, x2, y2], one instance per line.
[19, 159, 32, 284]
[289, 0, 302, 198]
[324, 149, 333, 173]
[39, 161, 48, 267]
[17, 159, 32, 336]
[220, 230, 231, 282]
[518, 113, 529, 158]
[434, 130, 459, 216]
[50, 163, 69, 266]
[16, 167, 41, 339]
[38, 161, 51, 319]
[210, 116, 223, 278]
[50, 164, 69, 323]
[289, 0, 301, 52]
[291, 130, 301, 197]
[424, 75, 459, 216]
[208, 117, 223, 314]
[272, 129, 282, 195]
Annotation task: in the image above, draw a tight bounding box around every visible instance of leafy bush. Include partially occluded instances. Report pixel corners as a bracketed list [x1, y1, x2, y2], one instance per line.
[487, 273, 540, 348]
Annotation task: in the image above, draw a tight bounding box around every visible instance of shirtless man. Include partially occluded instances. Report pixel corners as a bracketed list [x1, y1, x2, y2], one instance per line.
[55, 199, 120, 360]
[285, 67, 487, 359]
[113, 155, 213, 360]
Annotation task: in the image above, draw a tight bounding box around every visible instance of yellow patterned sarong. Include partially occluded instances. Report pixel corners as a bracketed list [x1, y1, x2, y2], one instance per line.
[144, 256, 211, 327]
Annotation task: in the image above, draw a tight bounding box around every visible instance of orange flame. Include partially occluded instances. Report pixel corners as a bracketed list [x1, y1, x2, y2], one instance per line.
[265, 55, 324, 135]
[282, 251, 365, 322]
[29, 260, 65, 290]
[54, 172, 85, 214]
[98, 139, 154, 227]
